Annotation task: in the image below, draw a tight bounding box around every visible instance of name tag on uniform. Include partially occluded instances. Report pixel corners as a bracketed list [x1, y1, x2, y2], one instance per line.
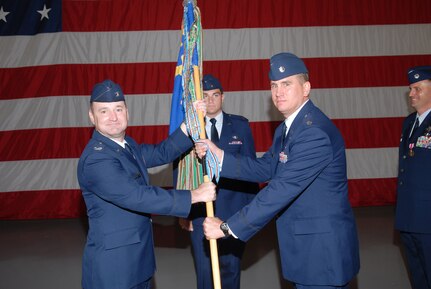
[229, 135, 242, 145]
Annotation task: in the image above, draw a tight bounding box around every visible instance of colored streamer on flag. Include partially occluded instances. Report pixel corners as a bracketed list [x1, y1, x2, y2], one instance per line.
[169, 0, 220, 189]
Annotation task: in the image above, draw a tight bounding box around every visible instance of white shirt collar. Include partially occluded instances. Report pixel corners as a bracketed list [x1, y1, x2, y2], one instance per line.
[206, 112, 223, 125]
[284, 99, 309, 133]
[417, 108, 431, 125]
[111, 138, 127, 148]
[97, 130, 127, 148]
[205, 112, 223, 139]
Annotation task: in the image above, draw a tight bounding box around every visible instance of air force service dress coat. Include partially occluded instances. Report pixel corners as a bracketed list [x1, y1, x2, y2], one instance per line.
[190, 112, 259, 289]
[221, 100, 360, 286]
[77, 127, 193, 289]
[208, 112, 258, 221]
[395, 111, 431, 233]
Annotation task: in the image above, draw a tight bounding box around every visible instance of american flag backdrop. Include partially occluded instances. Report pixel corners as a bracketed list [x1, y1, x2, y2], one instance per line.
[0, 0, 430, 219]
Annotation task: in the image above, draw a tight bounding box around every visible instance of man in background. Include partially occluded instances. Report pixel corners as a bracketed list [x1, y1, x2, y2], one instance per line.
[395, 66, 431, 289]
[179, 74, 259, 289]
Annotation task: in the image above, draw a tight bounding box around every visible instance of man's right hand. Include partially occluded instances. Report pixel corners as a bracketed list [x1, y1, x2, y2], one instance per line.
[191, 181, 216, 204]
[195, 139, 224, 161]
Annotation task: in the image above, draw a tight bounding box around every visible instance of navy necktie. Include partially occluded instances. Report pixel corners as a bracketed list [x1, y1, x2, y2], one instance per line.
[409, 117, 419, 140]
[281, 123, 287, 148]
[125, 143, 136, 159]
[210, 118, 219, 144]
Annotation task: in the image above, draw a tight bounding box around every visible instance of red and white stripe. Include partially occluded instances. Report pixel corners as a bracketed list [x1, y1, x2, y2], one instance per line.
[1, 0, 430, 219]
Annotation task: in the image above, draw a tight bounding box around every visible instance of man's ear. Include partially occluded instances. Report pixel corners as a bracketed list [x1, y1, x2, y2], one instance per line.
[88, 109, 95, 125]
[303, 81, 311, 96]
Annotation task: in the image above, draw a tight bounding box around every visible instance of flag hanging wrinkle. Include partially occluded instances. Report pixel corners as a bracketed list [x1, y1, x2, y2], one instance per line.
[170, 3, 223, 288]
[171, 0, 220, 190]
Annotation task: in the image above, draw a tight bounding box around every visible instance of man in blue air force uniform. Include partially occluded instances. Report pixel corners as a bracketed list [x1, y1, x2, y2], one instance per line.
[200, 53, 360, 289]
[179, 74, 259, 289]
[77, 79, 216, 289]
[395, 66, 431, 289]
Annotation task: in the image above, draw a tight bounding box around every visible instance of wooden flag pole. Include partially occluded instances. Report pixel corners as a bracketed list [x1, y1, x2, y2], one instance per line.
[193, 65, 222, 289]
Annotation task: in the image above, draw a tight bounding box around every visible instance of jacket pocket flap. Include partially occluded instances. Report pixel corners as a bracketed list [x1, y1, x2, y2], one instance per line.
[104, 227, 141, 250]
